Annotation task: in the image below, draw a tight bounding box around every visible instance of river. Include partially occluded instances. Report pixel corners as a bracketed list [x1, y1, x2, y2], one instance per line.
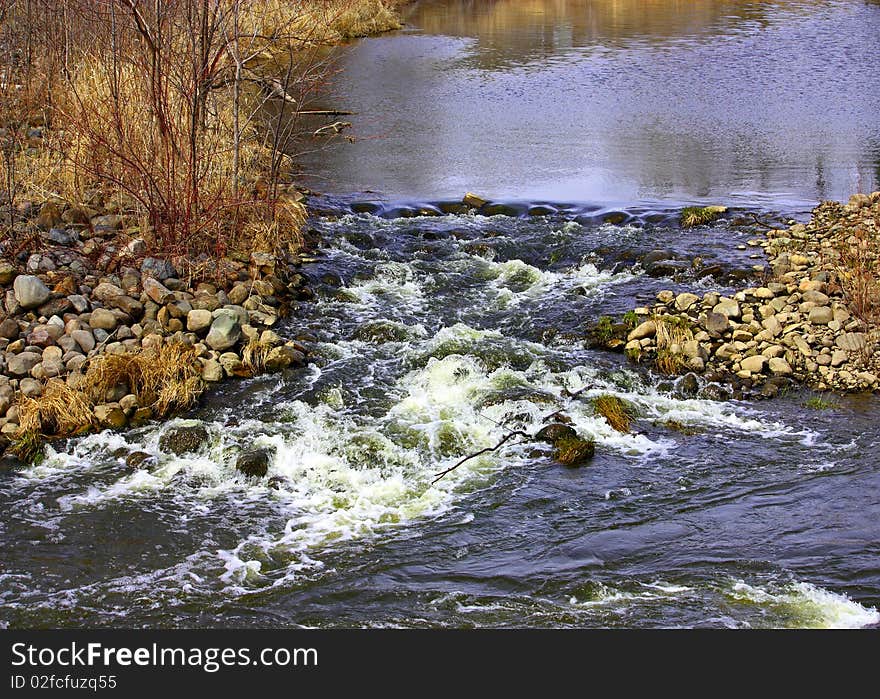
[2, 0, 879, 628]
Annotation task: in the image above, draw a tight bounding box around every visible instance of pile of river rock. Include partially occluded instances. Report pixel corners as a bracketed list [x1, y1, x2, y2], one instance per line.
[618, 192, 880, 394]
[0, 202, 313, 449]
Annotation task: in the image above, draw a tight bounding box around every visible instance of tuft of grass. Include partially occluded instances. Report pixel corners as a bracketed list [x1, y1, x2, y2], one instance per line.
[593, 394, 636, 433]
[242, 336, 272, 373]
[804, 395, 838, 411]
[655, 348, 686, 375]
[625, 345, 643, 363]
[832, 226, 879, 328]
[651, 314, 694, 375]
[17, 379, 96, 438]
[662, 419, 702, 435]
[681, 205, 728, 228]
[12, 380, 95, 466]
[9, 343, 205, 465]
[9, 430, 45, 466]
[595, 316, 614, 343]
[622, 310, 639, 328]
[84, 343, 204, 417]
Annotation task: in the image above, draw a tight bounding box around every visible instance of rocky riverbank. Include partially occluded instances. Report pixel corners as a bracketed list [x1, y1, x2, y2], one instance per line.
[0, 201, 315, 461]
[593, 192, 880, 395]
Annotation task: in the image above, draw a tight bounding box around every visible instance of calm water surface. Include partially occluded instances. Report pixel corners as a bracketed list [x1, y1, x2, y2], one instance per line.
[301, 0, 880, 206]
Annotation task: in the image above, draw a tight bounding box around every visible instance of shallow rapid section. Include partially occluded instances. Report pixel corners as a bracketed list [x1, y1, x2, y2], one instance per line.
[2, 209, 879, 628]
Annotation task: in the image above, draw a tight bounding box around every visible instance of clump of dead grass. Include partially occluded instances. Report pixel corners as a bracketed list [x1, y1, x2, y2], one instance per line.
[241, 336, 273, 373]
[9, 342, 207, 464]
[251, 0, 404, 45]
[84, 343, 205, 417]
[652, 314, 694, 375]
[833, 226, 880, 327]
[681, 205, 727, 228]
[11, 379, 97, 465]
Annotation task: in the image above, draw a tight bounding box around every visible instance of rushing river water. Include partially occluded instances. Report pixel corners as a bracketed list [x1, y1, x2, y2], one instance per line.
[3, 0, 880, 628]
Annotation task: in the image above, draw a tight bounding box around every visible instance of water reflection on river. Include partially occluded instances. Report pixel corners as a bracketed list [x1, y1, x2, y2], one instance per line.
[299, 0, 880, 206]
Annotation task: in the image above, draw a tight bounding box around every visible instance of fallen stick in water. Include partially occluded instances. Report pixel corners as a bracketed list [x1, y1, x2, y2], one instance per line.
[431, 430, 530, 485]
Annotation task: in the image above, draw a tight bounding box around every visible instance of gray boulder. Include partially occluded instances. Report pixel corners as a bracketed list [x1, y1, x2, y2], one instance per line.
[205, 311, 241, 351]
[13, 275, 51, 310]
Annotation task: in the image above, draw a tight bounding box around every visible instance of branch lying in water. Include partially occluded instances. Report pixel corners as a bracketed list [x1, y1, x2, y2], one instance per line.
[431, 430, 530, 485]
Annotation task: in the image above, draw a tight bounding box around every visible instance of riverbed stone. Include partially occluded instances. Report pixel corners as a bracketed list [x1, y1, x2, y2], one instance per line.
[0, 318, 20, 340]
[740, 355, 766, 374]
[768, 357, 792, 376]
[13, 275, 51, 310]
[205, 311, 241, 351]
[125, 451, 156, 470]
[91, 282, 125, 303]
[674, 292, 700, 311]
[218, 352, 246, 377]
[89, 308, 117, 331]
[201, 359, 224, 382]
[713, 298, 740, 319]
[0, 261, 16, 285]
[703, 311, 730, 337]
[808, 306, 833, 325]
[187, 309, 213, 333]
[628, 320, 656, 342]
[264, 345, 303, 371]
[143, 277, 173, 304]
[19, 378, 42, 397]
[836, 332, 867, 352]
[71, 329, 96, 353]
[7, 351, 42, 376]
[94, 404, 127, 429]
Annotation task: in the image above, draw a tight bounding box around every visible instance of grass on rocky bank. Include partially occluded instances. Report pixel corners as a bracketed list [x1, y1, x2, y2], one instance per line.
[11, 343, 205, 464]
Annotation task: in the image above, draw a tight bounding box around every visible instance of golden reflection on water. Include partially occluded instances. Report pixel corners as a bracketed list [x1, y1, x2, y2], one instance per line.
[407, 0, 818, 49]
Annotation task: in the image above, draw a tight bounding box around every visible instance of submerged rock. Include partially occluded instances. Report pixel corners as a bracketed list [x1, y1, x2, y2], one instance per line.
[125, 451, 157, 470]
[159, 424, 209, 456]
[463, 192, 488, 209]
[534, 423, 577, 444]
[236, 447, 275, 478]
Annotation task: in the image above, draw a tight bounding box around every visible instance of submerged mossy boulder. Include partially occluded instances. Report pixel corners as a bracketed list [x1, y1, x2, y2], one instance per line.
[125, 451, 157, 470]
[554, 436, 596, 467]
[592, 394, 637, 433]
[352, 320, 415, 344]
[533, 422, 595, 467]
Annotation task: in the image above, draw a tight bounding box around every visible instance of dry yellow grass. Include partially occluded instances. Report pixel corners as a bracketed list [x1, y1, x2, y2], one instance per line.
[12, 379, 97, 464]
[10, 342, 206, 464]
[245, 0, 404, 45]
[241, 336, 272, 373]
[17, 379, 96, 438]
[651, 314, 694, 374]
[84, 343, 205, 417]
